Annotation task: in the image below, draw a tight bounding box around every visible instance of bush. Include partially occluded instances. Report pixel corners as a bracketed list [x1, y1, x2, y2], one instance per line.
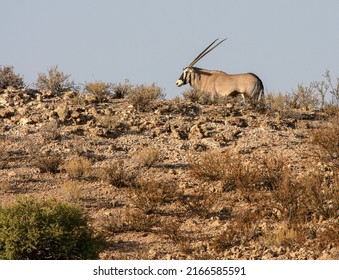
[134, 146, 162, 168]
[84, 81, 114, 103]
[101, 160, 136, 188]
[189, 150, 233, 181]
[128, 83, 165, 111]
[0, 65, 25, 90]
[288, 83, 319, 110]
[63, 156, 92, 179]
[265, 92, 289, 115]
[182, 88, 226, 105]
[0, 198, 103, 259]
[310, 116, 339, 165]
[113, 79, 133, 99]
[35, 65, 77, 96]
[33, 151, 62, 174]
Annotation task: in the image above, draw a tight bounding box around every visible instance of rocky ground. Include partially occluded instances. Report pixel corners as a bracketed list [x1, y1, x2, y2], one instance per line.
[0, 87, 338, 259]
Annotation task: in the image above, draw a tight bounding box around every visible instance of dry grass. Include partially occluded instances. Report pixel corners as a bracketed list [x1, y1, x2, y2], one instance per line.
[303, 170, 339, 220]
[310, 116, 339, 165]
[33, 151, 62, 173]
[181, 187, 220, 219]
[129, 180, 180, 214]
[60, 180, 82, 202]
[266, 92, 289, 115]
[272, 176, 306, 223]
[0, 180, 11, 192]
[63, 156, 92, 179]
[190, 151, 287, 192]
[212, 210, 262, 252]
[160, 218, 183, 242]
[182, 88, 228, 105]
[266, 222, 304, 248]
[105, 209, 159, 233]
[134, 146, 162, 168]
[189, 150, 234, 181]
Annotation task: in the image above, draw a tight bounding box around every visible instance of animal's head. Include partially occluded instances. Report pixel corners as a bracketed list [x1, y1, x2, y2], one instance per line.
[176, 67, 193, 87]
[176, 38, 227, 87]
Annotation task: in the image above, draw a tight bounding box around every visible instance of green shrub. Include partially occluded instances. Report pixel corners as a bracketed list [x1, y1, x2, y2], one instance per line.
[0, 65, 25, 90]
[35, 65, 77, 96]
[0, 198, 103, 259]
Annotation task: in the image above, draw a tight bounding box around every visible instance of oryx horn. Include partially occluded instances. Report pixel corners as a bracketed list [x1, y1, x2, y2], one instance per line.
[188, 38, 227, 67]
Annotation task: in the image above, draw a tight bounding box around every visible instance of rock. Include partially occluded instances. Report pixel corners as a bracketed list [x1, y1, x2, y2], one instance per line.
[17, 107, 28, 116]
[0, 107, 15, 118]
[226, 103, 234, 109]
[19, 117, 33, 125]
[188, 124, 203, 140]
[54, 105, 69, 122]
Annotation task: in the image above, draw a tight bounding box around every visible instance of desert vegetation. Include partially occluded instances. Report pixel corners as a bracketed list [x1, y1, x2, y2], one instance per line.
[0, 65, 338, 259]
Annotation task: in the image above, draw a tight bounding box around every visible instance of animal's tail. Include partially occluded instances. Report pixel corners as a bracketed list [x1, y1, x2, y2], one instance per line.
[249, 73, 264, 104]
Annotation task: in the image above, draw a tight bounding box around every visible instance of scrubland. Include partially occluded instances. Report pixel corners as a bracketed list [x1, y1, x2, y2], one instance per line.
[0, 65, 338, 259]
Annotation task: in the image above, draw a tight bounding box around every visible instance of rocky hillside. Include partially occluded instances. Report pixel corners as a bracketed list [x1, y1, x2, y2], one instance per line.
[0, 86, 338, 260]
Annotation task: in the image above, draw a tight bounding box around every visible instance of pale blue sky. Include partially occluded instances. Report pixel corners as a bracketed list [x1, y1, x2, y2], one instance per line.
[1, 0, 339, 98]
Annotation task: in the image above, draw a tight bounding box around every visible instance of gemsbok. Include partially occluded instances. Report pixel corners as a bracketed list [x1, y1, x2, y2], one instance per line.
[176, 39, 264, 106]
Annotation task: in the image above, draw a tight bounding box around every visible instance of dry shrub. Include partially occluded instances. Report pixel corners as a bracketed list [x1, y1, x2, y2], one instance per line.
[182, 88, 201, 103]
[273, 166, 338, 224]
[260, 155, 287, 190]
[39, 120, 61, 141]
[84, 81, 114, 103]
[181, 187, 220, 219]
[266, 222, 304, 248]
[265, 92, 289, 115]
[182, 88, 227, 105]
[60, 180, 82, 202]
[106, 209, 159, 233]
[191, 151, 288, 192]
[273, 176, 306, 223]
[63, 156, 92, 179]
[211, 210, 262, 252]
[33, 151, 62, 173]
[113, 79, 133, 99]
[288, 83, 319, 110]
[310, 117, 339, 165]
[0, 180, 11, 192]
[124, 209, 160, 232]
[35, 65, 77, 96]
[128, 83, 165, 112]
[134, 146, 162, 168]
[303, 171, 338, 220]
[0, 65, 25, 90]
[314, 221, 339, 253]
[160, 218, 183, 242]
[189, 150, 233, 181]
[130, 181, 179, 214]
[101, 160, 136, 188]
